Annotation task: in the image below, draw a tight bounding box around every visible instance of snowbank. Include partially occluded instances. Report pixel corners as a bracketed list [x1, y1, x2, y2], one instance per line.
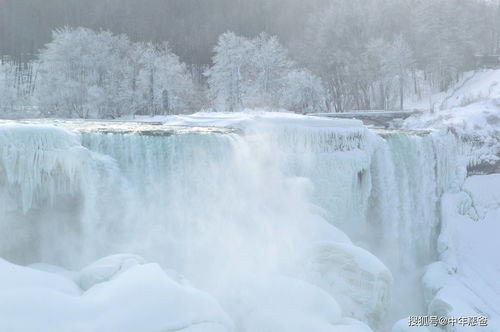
[234, 276, 372, 332]
[132, 109, 364, 130]
[305, 242, 392, 330]
[0, 256, 233, 332]
[0, 255, 385, 332]
[438, 69, 500, 110]
[422, 175, 500, 331]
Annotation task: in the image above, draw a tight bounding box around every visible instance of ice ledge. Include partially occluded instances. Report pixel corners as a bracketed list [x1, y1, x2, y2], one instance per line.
[0, 119, 236, 136]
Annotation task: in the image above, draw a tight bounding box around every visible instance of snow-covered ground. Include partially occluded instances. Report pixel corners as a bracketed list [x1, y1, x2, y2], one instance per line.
[130, 109, 365, 130]
[404, 69, 500, 111]
[0, 255, 233, 332]
[400, 69, 500, 171]
[0, 70, 499, 332]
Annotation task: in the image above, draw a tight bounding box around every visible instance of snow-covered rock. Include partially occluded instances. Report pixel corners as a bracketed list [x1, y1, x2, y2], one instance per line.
[0, 257, 233, 332]
[0, 258, 81, 296]
[78, 254, 146, 290]
[233, 276, 372, 332]
[305, 242, 392, 331]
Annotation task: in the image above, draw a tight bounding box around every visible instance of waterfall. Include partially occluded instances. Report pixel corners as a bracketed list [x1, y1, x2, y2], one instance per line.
[0, 117, 467, 331]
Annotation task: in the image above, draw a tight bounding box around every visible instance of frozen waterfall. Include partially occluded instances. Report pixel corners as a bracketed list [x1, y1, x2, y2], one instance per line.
[0, 115, 469, 331]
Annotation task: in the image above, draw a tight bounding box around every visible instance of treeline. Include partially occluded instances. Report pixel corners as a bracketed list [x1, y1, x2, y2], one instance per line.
[297, 0, 500, 111]
[2, 28, 201, 118]
[1, 0, 499, 116]
[36, 28, 201, 118]
[0, 28, 325, 116]
[0, 60, 36, 112]
[208, 32, 326, 113]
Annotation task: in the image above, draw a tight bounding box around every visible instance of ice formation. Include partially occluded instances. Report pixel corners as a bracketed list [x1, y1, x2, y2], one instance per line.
[0, 109, 498, 331]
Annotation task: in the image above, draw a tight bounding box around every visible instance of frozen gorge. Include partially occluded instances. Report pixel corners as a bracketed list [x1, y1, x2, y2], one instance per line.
[0, 107, 499, 332]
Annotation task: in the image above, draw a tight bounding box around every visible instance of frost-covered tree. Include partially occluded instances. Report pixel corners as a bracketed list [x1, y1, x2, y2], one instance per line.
[135, 42, 195, 115]
[207, 31, 331, 112]
[35, 27, 195, 118]
[36, 28, 131, 118]
[384, 36, 414, 110]
[0, 58, 36, 113]
[245, 33, 293, 108]
[300, 0, 380, 112]
[208, 32, 296, 111]
[297, 0, 494, 111]
[364, 36, 414, 110]
[410, 0, 476, 90]
[280, 70, 326, 114]
[4, 0, 496, 115]
[0, 60, 17, 111]
[98, 34, 133, 118]
[207, 32, 252, 112]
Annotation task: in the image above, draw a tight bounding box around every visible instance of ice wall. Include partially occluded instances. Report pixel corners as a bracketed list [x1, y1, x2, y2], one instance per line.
[0, 124, 131, 265]
[0, 117, 467, 331]
[241, 120, 466, 326]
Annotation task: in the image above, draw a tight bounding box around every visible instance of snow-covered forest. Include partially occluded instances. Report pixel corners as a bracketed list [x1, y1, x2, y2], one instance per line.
[1, 28, 324, 116]
[1, 0, 499, 116]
